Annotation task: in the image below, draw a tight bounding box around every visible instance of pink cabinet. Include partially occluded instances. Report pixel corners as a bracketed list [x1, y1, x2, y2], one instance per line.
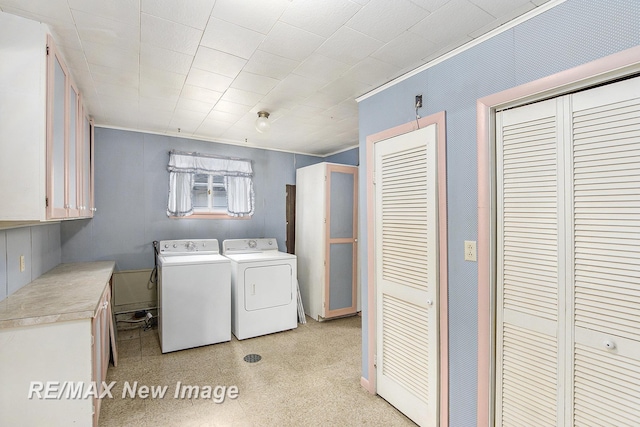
[0, 11, 93, 222]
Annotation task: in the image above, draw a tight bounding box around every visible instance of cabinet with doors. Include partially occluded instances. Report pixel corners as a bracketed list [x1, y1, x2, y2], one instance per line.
[0, 11, 94, 222]
[296, 162, 358, 321]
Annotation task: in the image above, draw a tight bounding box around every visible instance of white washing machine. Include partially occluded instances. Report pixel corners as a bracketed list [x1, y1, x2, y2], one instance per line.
[222, 238, 297, 340]
[157, 239, 231, 353]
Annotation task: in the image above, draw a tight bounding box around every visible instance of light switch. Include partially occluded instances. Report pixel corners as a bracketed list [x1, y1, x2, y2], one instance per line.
[19, 255, 25, 272]
[464, 241, 476, 262]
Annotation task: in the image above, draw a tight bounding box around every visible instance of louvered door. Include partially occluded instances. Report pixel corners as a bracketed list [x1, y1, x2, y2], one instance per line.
[374, 124, 438, 426]
[571, 76, 640, 427]
[496, 76, 640, 426]
[496, 98, 564, 426]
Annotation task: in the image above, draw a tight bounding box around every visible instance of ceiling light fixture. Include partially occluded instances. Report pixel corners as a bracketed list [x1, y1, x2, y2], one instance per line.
[255, 111, 270, 133]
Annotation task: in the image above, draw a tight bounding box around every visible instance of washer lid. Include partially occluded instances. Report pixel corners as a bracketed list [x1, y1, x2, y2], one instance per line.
[158, 253, 230, 266]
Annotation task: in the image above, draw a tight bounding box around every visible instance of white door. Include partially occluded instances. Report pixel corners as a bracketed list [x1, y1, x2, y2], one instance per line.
[374, 124, 439, 426]
[496, 76, 640, 426]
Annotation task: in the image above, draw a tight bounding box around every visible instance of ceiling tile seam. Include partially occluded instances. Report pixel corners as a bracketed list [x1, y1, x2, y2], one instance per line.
[356, 0, 568, 102]
[169, 3, 218, 133]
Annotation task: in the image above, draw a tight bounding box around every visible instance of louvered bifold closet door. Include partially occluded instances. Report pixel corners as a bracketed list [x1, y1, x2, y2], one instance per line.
[496, 98, 563, 426]
[374, 124, 438, 426]
[571, 77, 640, 427]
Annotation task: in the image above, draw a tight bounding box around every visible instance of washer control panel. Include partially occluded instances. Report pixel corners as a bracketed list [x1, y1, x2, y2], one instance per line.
[158, 239, 220, 255]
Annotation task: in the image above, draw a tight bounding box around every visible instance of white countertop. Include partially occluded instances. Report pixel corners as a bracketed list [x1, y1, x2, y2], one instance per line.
[0, 261, 116, 329]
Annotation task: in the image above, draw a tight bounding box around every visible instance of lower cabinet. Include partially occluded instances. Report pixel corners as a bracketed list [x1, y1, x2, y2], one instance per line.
[0, 281, 116, 426]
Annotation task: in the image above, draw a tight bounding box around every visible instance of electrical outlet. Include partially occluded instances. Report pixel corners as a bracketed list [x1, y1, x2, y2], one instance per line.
[19, 255, 25, 272]
[415, 94, 423, 108]
[464, 241, 476, 262]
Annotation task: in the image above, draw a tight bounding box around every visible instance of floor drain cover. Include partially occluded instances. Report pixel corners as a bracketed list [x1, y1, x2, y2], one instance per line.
[244, 354, 262, 363]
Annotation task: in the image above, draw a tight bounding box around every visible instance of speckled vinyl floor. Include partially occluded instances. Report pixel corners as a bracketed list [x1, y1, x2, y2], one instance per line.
[99, 315, 415, 426]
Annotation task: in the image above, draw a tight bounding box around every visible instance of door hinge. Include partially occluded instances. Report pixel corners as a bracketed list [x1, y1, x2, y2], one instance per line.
[374, 354, 377, 368]
[46, 45, 49, 55]
[45, 197, 49, 207]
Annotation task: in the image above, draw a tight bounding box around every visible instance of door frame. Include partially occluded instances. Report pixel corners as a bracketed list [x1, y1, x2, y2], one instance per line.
[364, 111, 449, 426]
[476, 45, 640, 427]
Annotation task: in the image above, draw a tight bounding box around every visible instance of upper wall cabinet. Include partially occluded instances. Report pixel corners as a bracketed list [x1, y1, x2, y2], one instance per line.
[0, 12, 94, 221]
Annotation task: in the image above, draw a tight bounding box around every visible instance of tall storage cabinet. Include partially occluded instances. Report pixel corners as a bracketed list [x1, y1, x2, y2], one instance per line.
[0, 12, 93, 222]
[296, 162, 358, 321]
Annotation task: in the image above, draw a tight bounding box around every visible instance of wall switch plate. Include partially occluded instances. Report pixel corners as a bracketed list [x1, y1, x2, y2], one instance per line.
[415, 94, 423, 108]
[464, 241, 476, 262]
[19, 255, 25, 272]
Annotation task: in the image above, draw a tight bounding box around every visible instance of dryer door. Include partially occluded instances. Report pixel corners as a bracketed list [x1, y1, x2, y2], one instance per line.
[244, 263, 293, 311]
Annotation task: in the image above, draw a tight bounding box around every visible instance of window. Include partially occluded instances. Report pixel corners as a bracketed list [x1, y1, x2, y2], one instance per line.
[166, 150, 254, 218]
[193, 175, 227, 214]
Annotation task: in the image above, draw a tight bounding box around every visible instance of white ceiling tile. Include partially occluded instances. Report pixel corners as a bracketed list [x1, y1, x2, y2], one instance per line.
[341, 57, 401, 87]
[259, 22, 326, 62]
[140, 43, 194, 75]
[139, 96, 177, 113]
[138, 109, 174, 126]
[531, 0, 549, 5]
[141, 13, 202, 56]
[293, 54, 350, 85]
[408, 0, 450, 12]
[219, 88, 263, 107]
[347, 0, 429, 42]
[141, 0, 215, 30]
[213, 100, 252, 116]
[279, 0, 361, 38]
[168, 114, 205, 134]
[270, 74, 323, 100]
[371, 31, 435, 70]
[181, 85, 223, 104]
[319, 76, 372, 100]
[300, 91, 347, 110]
[176, 97, 213, 114]
[50, 25, 83, 51]
[410, 0, 495, 46]
[211, 0, 289, 35]
[469, 0, 531, 17]
[96, 83, 138, 101]
[185, 68, 233, 92]
[230, 71, 279, 95]
[82, 41, 139, 69]
[172, 108, 208, 123]
[68, 0, 139, 25]
[140, 81, 181, 100]
[350, 0, 370, 5]
[287, 104, 326, 119]
[72, 9, 139, 48]
[90, 63, 138, 88]
[468, 2, 536, 38]
[254, 91, 304, 112]
[194, 119, 233, 138]
[193, 47, 247, 78]
[316, 27, 383, 65]
[140, 66, 186, 90]
[0, 0, 73, 24]
[243, 50, 300, 80]
[201, 17, 265, 59]
[207, 110, 243, 124]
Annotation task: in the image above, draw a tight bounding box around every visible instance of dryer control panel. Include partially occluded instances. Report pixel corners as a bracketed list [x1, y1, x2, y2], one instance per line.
[222, 238, 279, 254]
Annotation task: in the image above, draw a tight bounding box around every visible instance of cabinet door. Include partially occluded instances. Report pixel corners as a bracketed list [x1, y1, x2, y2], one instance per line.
[324, 165, 358, 318]
[79, 104, 94, 217]
[46, 45, 68, 219]
[67, 83, 79, 217]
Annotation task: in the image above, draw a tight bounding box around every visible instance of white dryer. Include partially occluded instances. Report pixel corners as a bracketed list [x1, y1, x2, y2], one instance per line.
[222, 238, 297, 340]
[157, 239, 231, 353]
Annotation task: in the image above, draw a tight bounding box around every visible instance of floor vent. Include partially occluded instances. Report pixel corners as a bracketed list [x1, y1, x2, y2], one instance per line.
[244, 354, 262, 363]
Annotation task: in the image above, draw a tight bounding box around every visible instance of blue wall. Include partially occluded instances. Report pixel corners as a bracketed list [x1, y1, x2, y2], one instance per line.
[61, 128, 323, 271]
[357, 1, 640, 425]
[0, 223, 61, 302]
[325, 147, 359, 166]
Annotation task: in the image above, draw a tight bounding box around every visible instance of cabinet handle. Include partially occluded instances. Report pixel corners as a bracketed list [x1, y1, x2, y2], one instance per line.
[91, 207, 97, 212]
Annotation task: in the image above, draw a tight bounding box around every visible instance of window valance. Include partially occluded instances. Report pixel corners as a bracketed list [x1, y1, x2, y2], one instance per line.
[166, 150, 254, 218]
